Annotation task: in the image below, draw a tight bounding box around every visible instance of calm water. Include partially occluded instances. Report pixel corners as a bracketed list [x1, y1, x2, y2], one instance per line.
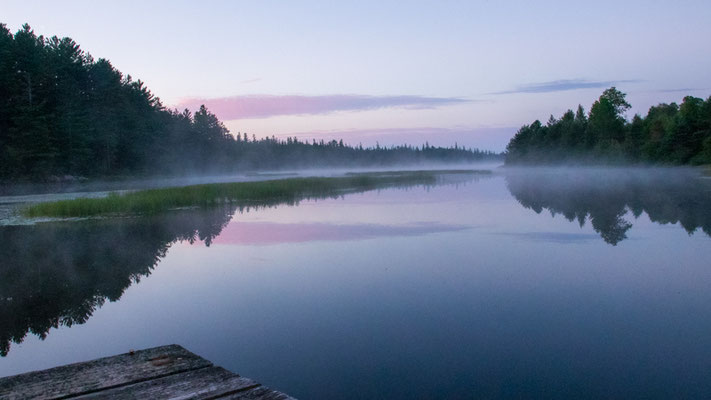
[1, 168, 710, 399]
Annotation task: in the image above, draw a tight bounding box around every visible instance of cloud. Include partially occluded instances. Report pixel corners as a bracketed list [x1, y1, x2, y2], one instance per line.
[490, 79, 643, 95]
[654, 87, 708, 93]
[174, 94, 469, 120]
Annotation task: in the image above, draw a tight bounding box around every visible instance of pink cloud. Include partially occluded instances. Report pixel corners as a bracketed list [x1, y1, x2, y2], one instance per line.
[174, 94, 468, 120]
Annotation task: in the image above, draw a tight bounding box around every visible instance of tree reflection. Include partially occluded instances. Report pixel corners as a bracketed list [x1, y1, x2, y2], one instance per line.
[505, 168, 711, 245]
[0, 206, 239, 356]
[0, 174, 480, 356]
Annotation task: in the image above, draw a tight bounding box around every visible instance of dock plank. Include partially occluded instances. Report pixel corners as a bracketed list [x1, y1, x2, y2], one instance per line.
[0, 345, 212, 400]
[221, 386, 297, 400]
[74, 366, 259, 399]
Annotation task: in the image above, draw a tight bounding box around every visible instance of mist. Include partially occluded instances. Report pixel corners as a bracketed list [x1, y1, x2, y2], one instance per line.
[2, 8, 710, 399]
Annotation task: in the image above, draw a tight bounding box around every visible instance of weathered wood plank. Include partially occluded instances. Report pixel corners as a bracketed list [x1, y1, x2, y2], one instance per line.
[0, 344, 211, 400]
[221, 386, 297, 400]
[74, 366, 259, 399]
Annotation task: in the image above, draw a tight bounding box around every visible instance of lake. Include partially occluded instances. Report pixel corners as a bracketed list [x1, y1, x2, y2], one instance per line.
[1, 167, 710, 399]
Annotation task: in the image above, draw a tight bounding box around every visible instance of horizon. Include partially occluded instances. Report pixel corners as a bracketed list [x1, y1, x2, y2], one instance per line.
[4, 1, 711, 152]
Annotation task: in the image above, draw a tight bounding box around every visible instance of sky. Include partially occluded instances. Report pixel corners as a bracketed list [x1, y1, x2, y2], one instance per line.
[3, 0, 711, 151]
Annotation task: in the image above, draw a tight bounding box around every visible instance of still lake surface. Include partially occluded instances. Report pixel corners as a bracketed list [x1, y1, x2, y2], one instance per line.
[1, 167, 710, 399]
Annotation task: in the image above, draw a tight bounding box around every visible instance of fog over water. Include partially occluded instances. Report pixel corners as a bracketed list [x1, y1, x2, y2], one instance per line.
[0, 164, 500, 224]
[1, 167, 710, 399]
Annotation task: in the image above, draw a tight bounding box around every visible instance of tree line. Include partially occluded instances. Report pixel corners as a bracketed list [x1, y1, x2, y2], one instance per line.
[0, 24, 499, 181]
[505, 87, 711, 165]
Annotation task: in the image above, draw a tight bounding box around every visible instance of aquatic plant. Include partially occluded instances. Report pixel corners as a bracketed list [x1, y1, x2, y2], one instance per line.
[23, 170, 487, 218]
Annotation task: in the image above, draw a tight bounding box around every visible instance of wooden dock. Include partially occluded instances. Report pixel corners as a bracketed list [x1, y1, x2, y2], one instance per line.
[0, 344, 295, 399]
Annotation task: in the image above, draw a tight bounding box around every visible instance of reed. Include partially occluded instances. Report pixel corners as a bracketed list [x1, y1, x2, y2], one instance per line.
[23, 170, 485, 218]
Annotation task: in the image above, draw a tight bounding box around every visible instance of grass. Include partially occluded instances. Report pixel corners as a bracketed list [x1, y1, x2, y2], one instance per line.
[23, 169, 485, 218]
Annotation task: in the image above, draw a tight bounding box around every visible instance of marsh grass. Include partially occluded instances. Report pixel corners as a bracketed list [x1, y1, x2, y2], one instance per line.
[23, 170, 485, 218]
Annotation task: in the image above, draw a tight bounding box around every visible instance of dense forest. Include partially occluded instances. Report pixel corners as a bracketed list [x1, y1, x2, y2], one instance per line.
[0, 24, 499, 181]
[505, 87, 711, 165]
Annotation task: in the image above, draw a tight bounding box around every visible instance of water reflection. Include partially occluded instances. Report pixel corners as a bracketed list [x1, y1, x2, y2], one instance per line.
[505, 168, 711, 245]
[213, 221, 469, 245]
[0, 206, 236, 356]
[0, 174, 478, 356]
